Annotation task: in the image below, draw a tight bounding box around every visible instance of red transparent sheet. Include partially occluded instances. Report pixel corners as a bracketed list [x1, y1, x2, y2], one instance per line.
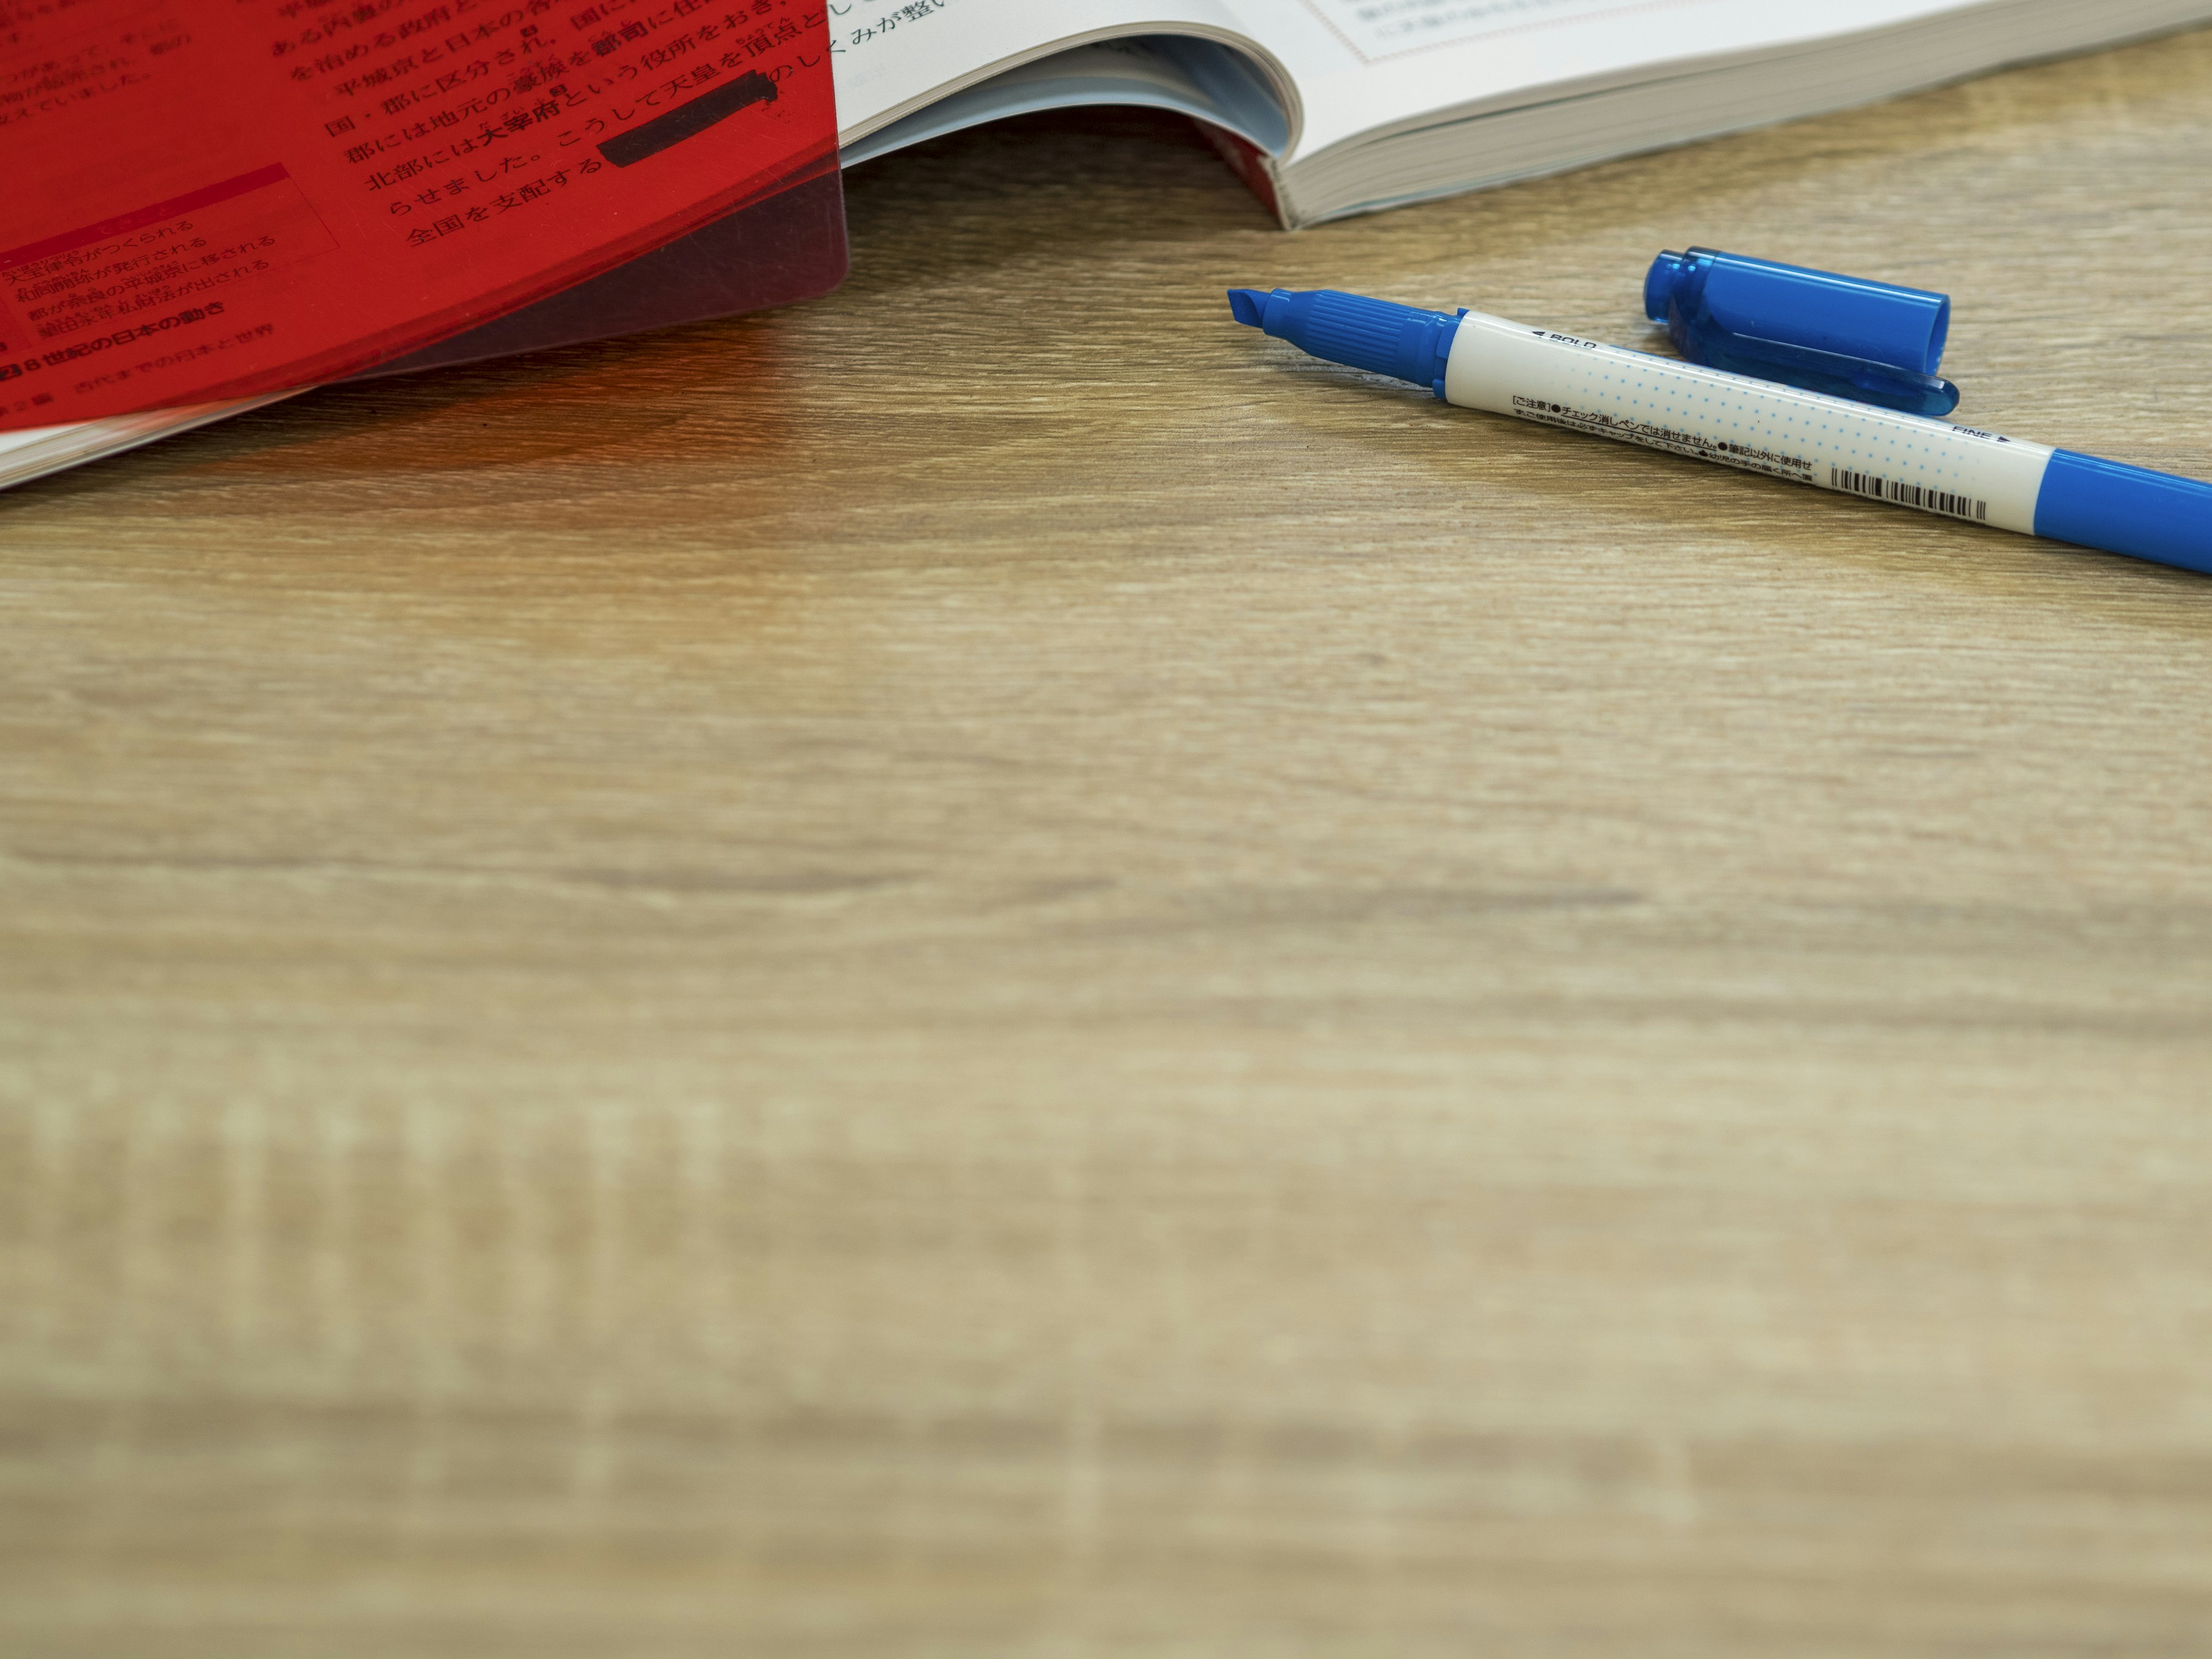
[0, 0, 840, 432]
[352, 160, 844, 378]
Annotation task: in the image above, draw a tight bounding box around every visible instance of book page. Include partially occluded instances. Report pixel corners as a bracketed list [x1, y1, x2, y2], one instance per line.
[0, 395, 302, 491]
[842, 36, 1291, 164]
[832, 0, 1277, 142]
[1257, 0, 2061, 158]
[1301, 0, 1697, 57]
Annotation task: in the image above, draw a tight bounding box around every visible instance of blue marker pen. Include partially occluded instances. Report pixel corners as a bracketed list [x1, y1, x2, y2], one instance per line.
[1227, 287, 2212, 576]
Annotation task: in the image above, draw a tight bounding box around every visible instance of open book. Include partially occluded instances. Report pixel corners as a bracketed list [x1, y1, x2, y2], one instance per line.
[10, 0, 2210, 492]
[839, 0, 2212, 224]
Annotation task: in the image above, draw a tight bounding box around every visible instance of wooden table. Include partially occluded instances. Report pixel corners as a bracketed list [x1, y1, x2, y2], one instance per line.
[6, 29, 2212, 1655]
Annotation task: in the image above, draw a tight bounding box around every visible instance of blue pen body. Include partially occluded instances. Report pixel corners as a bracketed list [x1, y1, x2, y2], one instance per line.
[1227, 287, 2212, 577]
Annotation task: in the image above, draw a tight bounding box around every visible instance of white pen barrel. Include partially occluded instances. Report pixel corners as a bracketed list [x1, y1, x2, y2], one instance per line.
[1441, 310, 2052, 535]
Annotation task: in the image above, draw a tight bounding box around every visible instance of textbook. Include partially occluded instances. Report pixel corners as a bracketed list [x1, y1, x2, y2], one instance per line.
[8, 0, 2211, 490]
[834, 0, 2212, 226]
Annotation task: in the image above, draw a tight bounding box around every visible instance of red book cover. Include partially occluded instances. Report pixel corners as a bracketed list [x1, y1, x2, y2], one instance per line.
[1195, 122, 1285, 227]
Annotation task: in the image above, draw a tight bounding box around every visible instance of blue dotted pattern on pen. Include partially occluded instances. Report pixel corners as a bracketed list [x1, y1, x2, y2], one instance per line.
[1481, 329, 2040, 528]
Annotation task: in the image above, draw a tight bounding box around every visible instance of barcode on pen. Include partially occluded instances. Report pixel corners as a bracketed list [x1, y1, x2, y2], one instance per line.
[1831, 466, 1987, 521]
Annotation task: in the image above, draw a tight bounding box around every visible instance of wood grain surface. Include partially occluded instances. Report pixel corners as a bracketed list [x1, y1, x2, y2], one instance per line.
[7, 29, 2212, 1656]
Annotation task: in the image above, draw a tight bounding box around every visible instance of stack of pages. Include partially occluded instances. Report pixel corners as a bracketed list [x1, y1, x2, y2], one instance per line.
[839, 0, 2212, 224]
[10, 0, 2210, 490]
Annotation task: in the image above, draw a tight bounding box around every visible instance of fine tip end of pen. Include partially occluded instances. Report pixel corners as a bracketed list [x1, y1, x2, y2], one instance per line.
[1226, 288, 1270, 328]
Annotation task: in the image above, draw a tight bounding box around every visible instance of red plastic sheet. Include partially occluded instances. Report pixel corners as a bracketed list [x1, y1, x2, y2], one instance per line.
[0, 0, 839, 431]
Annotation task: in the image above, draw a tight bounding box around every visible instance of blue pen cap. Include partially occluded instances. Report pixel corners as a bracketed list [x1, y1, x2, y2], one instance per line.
[1645, 248, 1949, 371]
[1645, 248, 1959, 415]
